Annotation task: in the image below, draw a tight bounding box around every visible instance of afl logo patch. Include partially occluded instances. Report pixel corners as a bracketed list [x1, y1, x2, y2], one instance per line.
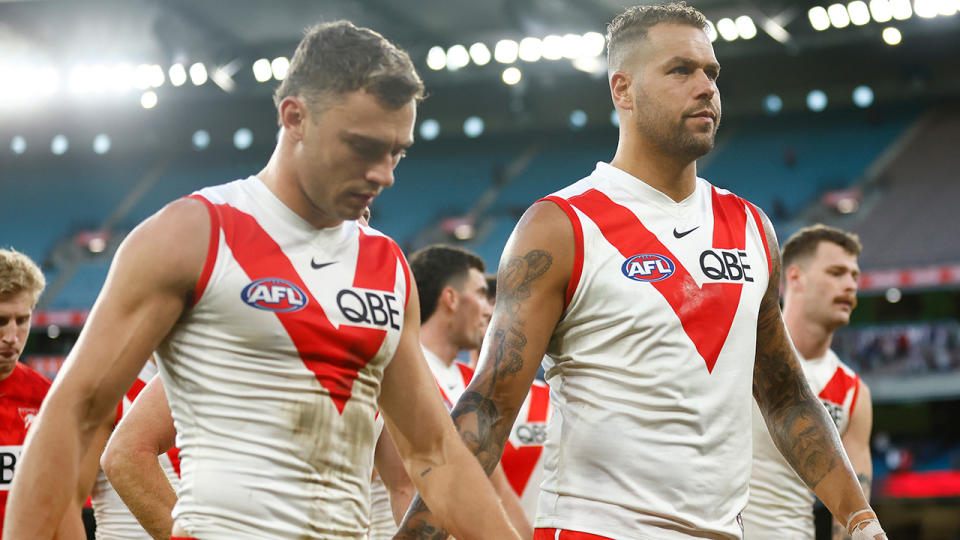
[621, 254, 676, 282]
[241, 278, 308, 312]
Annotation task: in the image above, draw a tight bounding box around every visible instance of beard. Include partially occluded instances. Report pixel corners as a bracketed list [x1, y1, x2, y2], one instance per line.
[633, 91, 720, 161]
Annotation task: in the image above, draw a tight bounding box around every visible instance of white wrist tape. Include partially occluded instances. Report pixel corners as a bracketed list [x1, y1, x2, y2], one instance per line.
[850, 518, 886, 540]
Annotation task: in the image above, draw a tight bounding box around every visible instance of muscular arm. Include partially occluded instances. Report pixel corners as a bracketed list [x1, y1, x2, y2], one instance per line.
[3, 199, 207, 539]
[832, 382, 874, 540]
[374, 424, 415, 525]
[751, 210, 880, 536]
[101, 376, 178, 540]
[491, 464, 534, 540]
[379, 279, 520, 540]
[397, 201, 571, 539]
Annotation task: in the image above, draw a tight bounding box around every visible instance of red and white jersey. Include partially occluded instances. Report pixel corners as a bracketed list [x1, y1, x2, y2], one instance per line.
[743, 347, 861, 539]
[0, 362, 50, 532]
[91, 360, 181, 540]
[423, 346, 552, 520]
[155, 176, 410, 539]
[536, 162, 771, 539]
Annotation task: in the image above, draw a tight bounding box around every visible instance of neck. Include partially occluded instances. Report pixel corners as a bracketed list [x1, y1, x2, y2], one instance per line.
[419, 319, 459, 367]
[257, 142, 342, 230]
[610, 133, 699, 203]
[783, 303, 834, 360]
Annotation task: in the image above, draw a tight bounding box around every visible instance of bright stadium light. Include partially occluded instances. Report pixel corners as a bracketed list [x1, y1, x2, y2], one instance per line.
[937, 0, 958, 16]
[870, 0, 894, 21]
[140, 90, 158, 108]
[133, 64, 153, 90]
[848, 1, 873, 24]
[463, 116, 484, 138]
[581, 32, 606, 56]
[271, 57, 289, 80]
[502, 66, 522, 85]
[809, 6, 832, 29]
[828, 3, 852, 27]
[445, 44, 470, 70]
[518, 37, 543, 62]
[189, 63, 207, 85]
[10, 136, 26, 155]
[192, 129, 210, 150]
[568, 110, 588, 130]
[419, 119, 440, 141]
[494, 40, 519, 63]
[469, 43, 491, 66]
[148, 64, 164, 88]
[735, 16, 758, 39]
[705, 20, 719, 42]
[913, 0, 938, 17]
[560, 33, 584, 58]
[92, 133, 111, 154]
[169, 63, 187, 86]
[807, 89, 828, 111]
[882, 26, 903, 44]
[542, 35, 564, 60]
[426, 46, 446, 70]
[610, 110, 620, 127]
[853, 85, 874, 107]
[764, 94, 783, 115]
[51, 135, 68, 155]
[233, 128, 253, 150]
[890, 0, 913, 19]
[252, 58, 272, 82]
[717, 18, 739, 40]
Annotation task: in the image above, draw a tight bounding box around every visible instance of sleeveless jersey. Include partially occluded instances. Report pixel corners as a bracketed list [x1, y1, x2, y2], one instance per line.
[423, 346, 553, 520]
[155, 176, 410, 539]
[0, 362, 50, 532]
[91, 361, 181, 539]
[743, 348, 861, 539]
[536, 162, 771, 539]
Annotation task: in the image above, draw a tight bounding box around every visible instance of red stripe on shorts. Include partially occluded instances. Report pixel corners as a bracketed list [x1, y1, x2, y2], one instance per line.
[534, 528, 614, 540]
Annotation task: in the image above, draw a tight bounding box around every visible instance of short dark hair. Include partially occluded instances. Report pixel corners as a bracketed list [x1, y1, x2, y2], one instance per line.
[273, 20, 425, 118]
[409, 245, 486, 323]
[782, 224, 862, 269]
[606, 2, 708, 73]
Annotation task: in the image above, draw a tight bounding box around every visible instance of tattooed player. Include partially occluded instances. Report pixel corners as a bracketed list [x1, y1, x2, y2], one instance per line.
[397, 3, 886, 540]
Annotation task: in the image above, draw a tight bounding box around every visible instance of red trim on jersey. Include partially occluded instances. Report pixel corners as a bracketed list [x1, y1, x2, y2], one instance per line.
[539, 196, 584, 309]
[166, 446, 182, 478]
[744, 201, 772, 274]
[455, 362, 475, 387]
[849, 375, 862, 417]
[818, 366, 858, 407]
[392, 242, 413, 308]
[215, 203, 395, 414]
[567, 188, 750, 373]
[535, 528, 614, 540]
[186, 195, 221, 308]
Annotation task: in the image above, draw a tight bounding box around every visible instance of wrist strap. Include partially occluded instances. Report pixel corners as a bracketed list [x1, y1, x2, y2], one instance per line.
[846, 508, 875, 533]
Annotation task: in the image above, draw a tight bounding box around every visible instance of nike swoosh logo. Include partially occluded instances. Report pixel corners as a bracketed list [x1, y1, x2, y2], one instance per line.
[310, 259, 337, 270]
[673, 226, 699, 238]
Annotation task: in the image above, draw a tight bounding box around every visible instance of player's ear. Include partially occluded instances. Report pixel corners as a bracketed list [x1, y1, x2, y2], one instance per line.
[784, 264, 803, 289]
[440, 285, 458, 312]
[279, 96, 309, 140]
[610, 71, 634, 112]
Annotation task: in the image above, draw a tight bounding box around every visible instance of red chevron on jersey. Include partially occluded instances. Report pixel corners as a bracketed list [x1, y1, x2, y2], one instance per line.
[501, 381, 550, 496]
[214, 202, 391, 414]
[568, 187, 748, 373]
[818, 367, 858, 407]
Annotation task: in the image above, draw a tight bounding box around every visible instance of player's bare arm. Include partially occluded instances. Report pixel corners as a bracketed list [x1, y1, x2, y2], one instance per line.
[751, 209, 883, 538]
[379, 279, 520, 540]
[396, 201, 571, 539]
[832, 382, 874, 540]
[491, 463, 534, 540]
[101, 375, 178, 540]
[374, 424, 416, 525]
[3, 198, 208, 539]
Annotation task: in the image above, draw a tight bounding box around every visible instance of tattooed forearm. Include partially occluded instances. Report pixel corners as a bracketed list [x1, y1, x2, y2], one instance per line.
[394, 498, 447, 540]
[857, 473, 872, 498]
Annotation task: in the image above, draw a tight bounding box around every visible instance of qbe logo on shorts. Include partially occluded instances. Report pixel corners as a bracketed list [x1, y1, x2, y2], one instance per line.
[1, 446, 23, 491]
[621, 254, 675, 282]
[241, 278, 309, 312]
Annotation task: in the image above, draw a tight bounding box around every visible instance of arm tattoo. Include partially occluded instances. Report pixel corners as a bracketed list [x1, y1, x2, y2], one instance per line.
[753, 217, 843, 490]
[395, 249, 554, 538]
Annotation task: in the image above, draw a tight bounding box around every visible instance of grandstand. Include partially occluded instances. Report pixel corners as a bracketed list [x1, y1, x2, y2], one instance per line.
[3, 0, 960, 538]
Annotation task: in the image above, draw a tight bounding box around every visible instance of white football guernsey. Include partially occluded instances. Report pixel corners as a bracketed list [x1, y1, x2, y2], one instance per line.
[536, 162, 772, 539]
[423, 346, 553, 521]
[743, 348, 861, 539]
[155, 176, 410, 539]
[91, 361, 181, 539]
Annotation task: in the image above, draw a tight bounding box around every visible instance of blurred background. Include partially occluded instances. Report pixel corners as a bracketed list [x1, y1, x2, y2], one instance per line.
[1, 0, 959, 537]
